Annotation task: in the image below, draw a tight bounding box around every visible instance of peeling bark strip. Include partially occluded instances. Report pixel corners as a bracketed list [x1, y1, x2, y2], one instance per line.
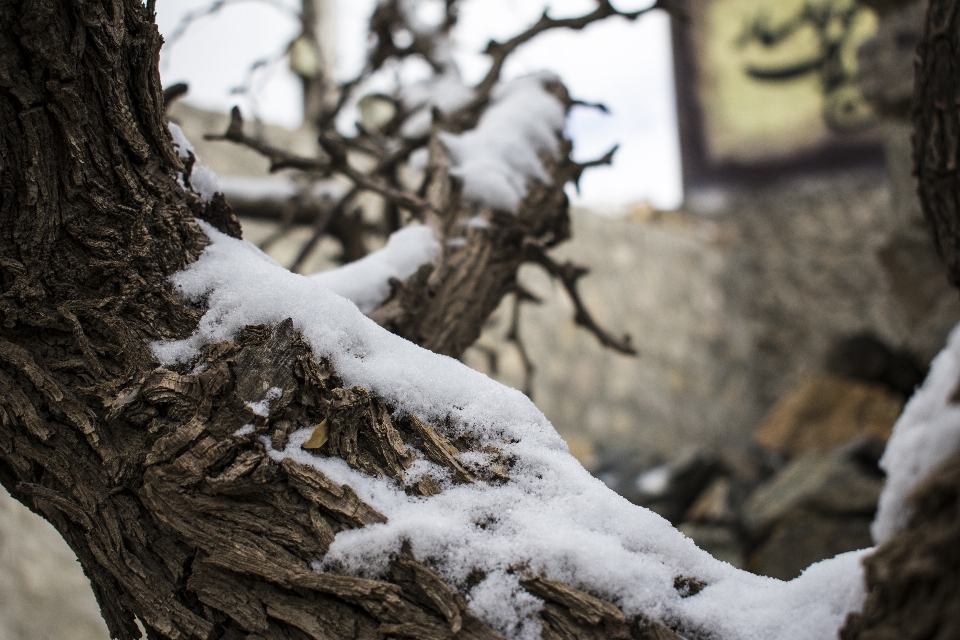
[0, 1, 684, 638]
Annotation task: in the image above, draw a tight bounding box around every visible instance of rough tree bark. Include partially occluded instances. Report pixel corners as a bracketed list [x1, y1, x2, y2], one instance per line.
[913, 0, 960, 289]
[10, 0, 960, 636]
[840, 0, 960, 637]
[0, 1, 665, 639]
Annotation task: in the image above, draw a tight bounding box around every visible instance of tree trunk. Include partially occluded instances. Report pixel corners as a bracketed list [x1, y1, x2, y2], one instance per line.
[913, 0, 960, 288]
[0, 2, 666, 639]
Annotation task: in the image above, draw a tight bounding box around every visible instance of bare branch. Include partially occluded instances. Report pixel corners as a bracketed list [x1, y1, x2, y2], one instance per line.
[570, 144, 619, 194]
[474, 0, 670, 99]
[205, 107, 332, 172]
[505, 286, 542, 397]
[316, 131, 434, 214]
[207, 108, 434, 214]
[162, 82, 189, 112]
[571, 98, 610, 113]
[527, 246, 637, 356]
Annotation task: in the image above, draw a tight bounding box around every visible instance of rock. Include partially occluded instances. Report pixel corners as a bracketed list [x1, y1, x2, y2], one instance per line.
[683, 477, 736, 525]
[631, 449, 721, 524]
[753, 373, 903, 455]
[678, 523, 745, 568]
[748, 513, 873, 581]
[742, 453, 884, 536]
[825, 333, 927, 399]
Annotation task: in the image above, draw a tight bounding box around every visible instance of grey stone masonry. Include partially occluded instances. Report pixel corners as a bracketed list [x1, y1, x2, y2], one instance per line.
[467, 167, 959, 466]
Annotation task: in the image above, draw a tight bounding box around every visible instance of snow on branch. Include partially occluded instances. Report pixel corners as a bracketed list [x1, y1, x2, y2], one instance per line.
[152, 222, 870, 640]
[168, 122, 221, 202]
[311, 225, 440, 314]
[439, 73, 566, 213]
[193, 0, 639, 360]
[872, 322, 960, 544]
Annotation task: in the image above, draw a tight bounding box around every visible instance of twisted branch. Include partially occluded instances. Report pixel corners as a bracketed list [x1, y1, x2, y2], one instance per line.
[527, 246, 636, 356]
[505, 285, 542, 398]
[206, 108, 433, 214]
[474, 0, 673, 99]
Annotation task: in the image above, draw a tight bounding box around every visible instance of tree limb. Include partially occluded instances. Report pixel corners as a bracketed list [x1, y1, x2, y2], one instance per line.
[526, 247, 637, 356]
[473, 0, 673, 100]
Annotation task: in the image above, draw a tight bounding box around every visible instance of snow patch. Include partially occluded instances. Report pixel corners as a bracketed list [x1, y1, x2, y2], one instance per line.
[234, 424, 256, 437]
[872, 322, 960, 544]
[439, 73, 566, 213]
[190, 166, 221, 202]
[168, 122, 221, 202]
[311, 225, 440, 314]
[245, 387, 282, 418]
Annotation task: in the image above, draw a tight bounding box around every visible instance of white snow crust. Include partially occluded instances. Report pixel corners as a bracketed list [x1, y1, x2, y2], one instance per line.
[439, 74, 566, 213]
[872, 322, 960, 544]
[310, 225, 440, 314]
[168, 122, 221, 202]
[246, 386, 282, 418]
[168, 121, 194, 161]
[233, 424, 256, 437]
[151, 224, 870, 640]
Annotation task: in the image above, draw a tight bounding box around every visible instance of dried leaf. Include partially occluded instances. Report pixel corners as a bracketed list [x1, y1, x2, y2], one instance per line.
[302, 418, 329, 450]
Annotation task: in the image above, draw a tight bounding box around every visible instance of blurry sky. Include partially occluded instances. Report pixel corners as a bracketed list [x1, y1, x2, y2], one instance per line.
[155, 0, 683, 210]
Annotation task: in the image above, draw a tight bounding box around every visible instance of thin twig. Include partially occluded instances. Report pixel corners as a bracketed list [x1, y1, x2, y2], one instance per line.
[570, 98, 610, 113]
[316, 131, 433, 213]
[474, 0, 669, 99]
[289, 186, 359, 273]
[569, 144, 619, 194]
[527, 246, 636, 356]
[207, 108, 434, 214]
[505, 286, 542, 397]
[205, 107, 331, 172]
[162, 82, 189, 111]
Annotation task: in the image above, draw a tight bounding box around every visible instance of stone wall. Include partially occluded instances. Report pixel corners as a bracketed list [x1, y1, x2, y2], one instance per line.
[465, 206, 755, 465]
[0, 489, 109, 640]
[469, 166, 959, 467]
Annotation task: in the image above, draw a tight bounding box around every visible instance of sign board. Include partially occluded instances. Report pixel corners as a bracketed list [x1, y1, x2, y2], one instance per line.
[672, 0, 885, 187]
